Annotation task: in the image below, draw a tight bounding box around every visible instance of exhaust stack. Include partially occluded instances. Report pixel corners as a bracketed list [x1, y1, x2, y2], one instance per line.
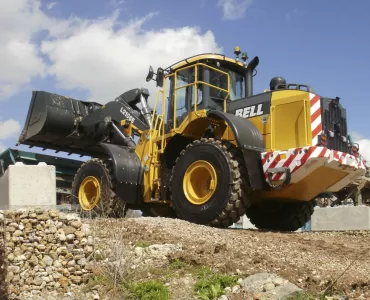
[245, 56, 259, 97]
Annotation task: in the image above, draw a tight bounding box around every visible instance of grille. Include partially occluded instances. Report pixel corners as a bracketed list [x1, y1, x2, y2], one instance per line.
[320, 97, 351, 153]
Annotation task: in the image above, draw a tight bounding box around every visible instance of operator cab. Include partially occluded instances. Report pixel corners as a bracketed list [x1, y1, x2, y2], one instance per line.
[146, 47, 259, 131]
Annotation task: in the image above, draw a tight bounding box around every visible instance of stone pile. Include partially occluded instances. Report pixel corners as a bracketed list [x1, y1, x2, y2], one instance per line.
[0, 210, 8, 299]
[0, 208, 94, 299]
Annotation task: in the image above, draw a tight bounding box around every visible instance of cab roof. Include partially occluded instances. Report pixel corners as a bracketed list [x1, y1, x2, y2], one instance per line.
[165, 53, 248, 72]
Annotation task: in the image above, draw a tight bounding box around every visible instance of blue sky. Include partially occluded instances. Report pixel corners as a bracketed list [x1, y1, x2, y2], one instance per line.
[0, 0, 369, 161]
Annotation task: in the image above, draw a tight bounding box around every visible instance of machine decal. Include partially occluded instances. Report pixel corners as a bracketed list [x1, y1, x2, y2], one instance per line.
[120, 107, 136, 124]
[310, 93, 322, 146]
[235, 104, 264, 119]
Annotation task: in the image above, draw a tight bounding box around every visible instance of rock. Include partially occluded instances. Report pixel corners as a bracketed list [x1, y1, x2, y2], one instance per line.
[62, 226, 76, 235]
[13, 230, 23, 237]
[273, 277, 285, 286]
[240, 273, 302, 299]
[58, 233, 67, 241]
[231, 285, 240, 293]
[70, 275, 82, 284]
[38, 244, 46, 251]
[67, 260, 76, 267]
[42, 255, 53, 266]
[6, 226, 16, 232]
[74, 230, 85, 238]
[77, 258, 87, 266]
[147, 244, 182, 257]
[29, 255, 38, 266]
[49, 225, 57, 233]
[7, 271, 14, 282]
[36, 214, 49, 220]
[8, 266, 20, 274]
[54, 260, 62, 268]
[59, 276, 69, 288]
[224, 287, 231, 293]
[93, 294, 100, 300]
[49, 210, 60, 218]
[263, 283, 275, 291]
[66, 234, 75, 241]
[8, 223, 19, 229]
[218, 295, 228, 300]
[7, 253, 15, 261]
[70, 220, 82, 229]
[33, 277, 43, 285]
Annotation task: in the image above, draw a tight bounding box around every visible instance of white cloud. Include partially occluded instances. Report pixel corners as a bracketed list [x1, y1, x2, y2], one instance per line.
[0, 0, 221, 105]
[0, 142, 6, 153]
[0, 119, 21, 140]
[217, 0, 253, 20]
[41, 12, 221, 104]
[0, 0, 50, 101]
[46, 2, 57, 10]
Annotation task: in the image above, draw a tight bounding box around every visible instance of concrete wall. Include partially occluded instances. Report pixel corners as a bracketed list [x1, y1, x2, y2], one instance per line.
[235, 206, 370, 232]
[311, 206, 370, 231]
[0, 162, 56, 209]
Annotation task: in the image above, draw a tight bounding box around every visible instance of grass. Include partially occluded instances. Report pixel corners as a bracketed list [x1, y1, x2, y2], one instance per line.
[126, 280, 169, 300]
[169, 258, 189, 270]
[135, 241, 151, 248]
[193, 267, 238, 300]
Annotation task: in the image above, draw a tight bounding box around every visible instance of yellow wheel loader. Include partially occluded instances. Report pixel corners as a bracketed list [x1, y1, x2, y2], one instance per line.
[17, 47, 367, 231]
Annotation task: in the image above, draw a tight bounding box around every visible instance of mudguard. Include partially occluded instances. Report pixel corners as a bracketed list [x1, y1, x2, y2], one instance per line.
[207, 110, 265, 151]
[99, 142, 144, 205]
[207, 110, 268, 191]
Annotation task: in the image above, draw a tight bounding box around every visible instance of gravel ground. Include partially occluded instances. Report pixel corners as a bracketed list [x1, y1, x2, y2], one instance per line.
[88, 217, 370, 297]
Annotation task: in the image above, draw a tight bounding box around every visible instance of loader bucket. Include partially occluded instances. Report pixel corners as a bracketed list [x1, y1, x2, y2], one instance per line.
[17, 91, 104, 156]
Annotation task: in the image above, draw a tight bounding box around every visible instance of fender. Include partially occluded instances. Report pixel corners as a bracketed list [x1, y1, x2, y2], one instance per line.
[99, 142, 144, 205]
[207, 110, 268, 191]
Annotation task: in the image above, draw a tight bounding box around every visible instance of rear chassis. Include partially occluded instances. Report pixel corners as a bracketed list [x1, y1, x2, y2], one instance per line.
[261, 146, 366, 201]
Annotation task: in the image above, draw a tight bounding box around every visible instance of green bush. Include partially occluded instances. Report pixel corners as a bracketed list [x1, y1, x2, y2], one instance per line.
[127, 280, 169, 300]
[193, 267, 238, 300]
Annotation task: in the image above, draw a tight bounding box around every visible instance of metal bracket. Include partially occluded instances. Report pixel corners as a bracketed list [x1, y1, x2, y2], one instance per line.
[267, 167, 291, 190]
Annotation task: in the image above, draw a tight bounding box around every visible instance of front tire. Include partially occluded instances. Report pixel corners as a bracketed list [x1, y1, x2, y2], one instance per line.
[170, 138, 250, 228]
[71, 158, 127, 218]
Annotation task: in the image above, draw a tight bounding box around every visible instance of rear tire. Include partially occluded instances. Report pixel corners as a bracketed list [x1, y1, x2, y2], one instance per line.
[246, 198, 315, 231]
[71, 158, 127, 218]
[170, 138, 251, 228]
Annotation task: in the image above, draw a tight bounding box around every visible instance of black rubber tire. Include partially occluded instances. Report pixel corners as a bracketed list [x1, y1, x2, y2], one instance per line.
[71, 158, 127, 218]
[169, 138, 251, 228]
[246, 198, 315, 231]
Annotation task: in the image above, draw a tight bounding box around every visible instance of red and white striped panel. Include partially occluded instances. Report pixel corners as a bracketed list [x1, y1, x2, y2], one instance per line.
[261, 146, 366, 183]
[310, 93, 322, 146]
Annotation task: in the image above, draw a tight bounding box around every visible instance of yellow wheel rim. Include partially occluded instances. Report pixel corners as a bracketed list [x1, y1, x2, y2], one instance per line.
[78, 176, 101, 211]
[183, 160, 217, 205]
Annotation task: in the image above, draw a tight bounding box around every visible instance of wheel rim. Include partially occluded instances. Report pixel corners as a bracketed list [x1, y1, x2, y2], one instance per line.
[183, 160, 217, 205]
[78, 176, 101, 211]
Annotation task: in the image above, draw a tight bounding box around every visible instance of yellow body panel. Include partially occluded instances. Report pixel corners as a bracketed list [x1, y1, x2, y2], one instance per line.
[270, 90, 312, 151]
[253, 166, 348, 202]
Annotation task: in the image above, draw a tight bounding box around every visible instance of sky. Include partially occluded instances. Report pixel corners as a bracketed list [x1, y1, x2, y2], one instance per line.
[0, 0, 369, 164]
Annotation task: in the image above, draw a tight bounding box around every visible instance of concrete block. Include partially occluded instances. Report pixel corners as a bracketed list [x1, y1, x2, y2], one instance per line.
[311, 206, 370, 231]
[0, 162, 56, 209]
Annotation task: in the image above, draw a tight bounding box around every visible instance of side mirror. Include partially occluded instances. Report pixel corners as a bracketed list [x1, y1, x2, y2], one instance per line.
[146, 66, 154, 82]
[156, 67, 164, 88]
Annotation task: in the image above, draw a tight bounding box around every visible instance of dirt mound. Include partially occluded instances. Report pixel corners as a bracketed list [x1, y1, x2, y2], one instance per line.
[89, 216, 370, 297]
